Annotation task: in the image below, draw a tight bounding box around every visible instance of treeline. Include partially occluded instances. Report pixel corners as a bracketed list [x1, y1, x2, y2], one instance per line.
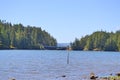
[0, 20, 57, 49]
[71, 31, 120, 51]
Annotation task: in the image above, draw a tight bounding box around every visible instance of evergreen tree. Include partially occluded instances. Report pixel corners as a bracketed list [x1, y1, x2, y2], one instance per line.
[0, 19, 57, 49]
[71, 31, 120, 51]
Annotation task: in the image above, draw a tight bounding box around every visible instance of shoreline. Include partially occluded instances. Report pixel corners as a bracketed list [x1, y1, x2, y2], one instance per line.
[0, 48, 120, 52]
[90, 72, 120, 80]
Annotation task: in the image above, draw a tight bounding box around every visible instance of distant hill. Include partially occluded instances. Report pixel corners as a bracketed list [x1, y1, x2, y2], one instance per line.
[71, 31, 120, 51]
[57, 43, 70, 47]
[0, 20, 57, 49]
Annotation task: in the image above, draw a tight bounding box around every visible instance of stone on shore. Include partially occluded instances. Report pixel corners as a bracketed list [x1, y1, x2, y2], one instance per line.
[116, 72, 120, 76]
[90, 72, 98, 80]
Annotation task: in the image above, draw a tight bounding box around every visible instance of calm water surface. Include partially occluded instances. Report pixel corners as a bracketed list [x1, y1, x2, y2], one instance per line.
[0, 50, 120, 80]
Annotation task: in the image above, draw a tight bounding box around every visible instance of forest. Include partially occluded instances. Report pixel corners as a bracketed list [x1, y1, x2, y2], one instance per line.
[71, 31, 120, 51]
[1, 19, 120, 51]
[0, 20, 57, 49]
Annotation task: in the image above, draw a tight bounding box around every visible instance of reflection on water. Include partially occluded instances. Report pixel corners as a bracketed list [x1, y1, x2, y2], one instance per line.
[0, 50, 120, 80]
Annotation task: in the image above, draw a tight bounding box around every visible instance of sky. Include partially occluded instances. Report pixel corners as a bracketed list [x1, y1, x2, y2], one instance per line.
[0, 0, 120, 43]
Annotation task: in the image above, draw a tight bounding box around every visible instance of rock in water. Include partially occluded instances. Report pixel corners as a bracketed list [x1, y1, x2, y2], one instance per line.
[116, 72, 120, 76]
[61, 75, 66, 77]
[90, 72, 98, 80]
[9, 78, 16, 80]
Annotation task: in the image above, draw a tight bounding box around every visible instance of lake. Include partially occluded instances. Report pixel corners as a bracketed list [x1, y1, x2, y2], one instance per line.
[0, 50, 120, 80]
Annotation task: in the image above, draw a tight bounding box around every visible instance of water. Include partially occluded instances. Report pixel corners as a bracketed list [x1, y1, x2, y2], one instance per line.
[0, 50, 120, 80]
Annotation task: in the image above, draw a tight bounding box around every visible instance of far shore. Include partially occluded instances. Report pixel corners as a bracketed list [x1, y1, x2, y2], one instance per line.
[0, 48, 120, 52]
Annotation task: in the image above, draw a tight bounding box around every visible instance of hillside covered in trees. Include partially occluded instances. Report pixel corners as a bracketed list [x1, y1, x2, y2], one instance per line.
[71, 31, 120, 51]
[0, 20, 57, 49]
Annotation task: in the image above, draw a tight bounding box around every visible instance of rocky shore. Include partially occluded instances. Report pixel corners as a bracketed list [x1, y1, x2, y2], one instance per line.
[90, 72, 120, 80]
[8, 72, 120, 80]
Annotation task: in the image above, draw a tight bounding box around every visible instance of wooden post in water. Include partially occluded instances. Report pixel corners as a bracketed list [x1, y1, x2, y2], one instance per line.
[67, 51, 70, 64]
[67, 46, 71, 64]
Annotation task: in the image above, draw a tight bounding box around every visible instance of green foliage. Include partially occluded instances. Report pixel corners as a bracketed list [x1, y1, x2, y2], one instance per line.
[0, 20, 57, 49]
[108, 76, 120, 80]
[71, 30, 120, 51]
[71, 38, 81, 50]
[104, 39, 118, 51]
